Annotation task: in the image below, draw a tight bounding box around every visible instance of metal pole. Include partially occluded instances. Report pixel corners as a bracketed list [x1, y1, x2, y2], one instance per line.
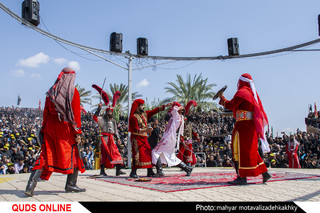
[127, 55, 133, 168]
[218, 111, 221, 135]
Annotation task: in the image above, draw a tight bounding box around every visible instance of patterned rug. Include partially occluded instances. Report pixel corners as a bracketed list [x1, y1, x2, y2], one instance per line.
[88, 171, 320, 193]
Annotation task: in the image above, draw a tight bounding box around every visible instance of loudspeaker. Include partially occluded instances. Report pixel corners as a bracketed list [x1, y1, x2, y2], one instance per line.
[110, 32, 123, 53]
[227, 38, 239, 56]
[318, 15, 320, 36]
[22, 0, 40, 26]
[137, 37, 148, 56]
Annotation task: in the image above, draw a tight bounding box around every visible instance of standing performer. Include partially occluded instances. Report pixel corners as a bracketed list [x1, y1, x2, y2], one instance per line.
[152, 102, 194, 177]
[148, 118, 162, 175]
[217, 73, 272, 185]
[177, 100, 199, 167]
[25, 67, 85, 197]
[128, 99, 168, 178]
[92, 84, 125, 176]
[286, 134, 301, 168]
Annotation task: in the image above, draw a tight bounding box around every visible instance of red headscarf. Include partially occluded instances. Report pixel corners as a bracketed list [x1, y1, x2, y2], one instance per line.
[128, 99, 145, 133]
[46, 67, 77, 128]
[236, 73, 269, 153]
[130, 99, 145, 118]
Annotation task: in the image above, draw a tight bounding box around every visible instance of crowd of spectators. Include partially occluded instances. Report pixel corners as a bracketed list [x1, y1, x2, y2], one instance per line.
[1, 106, 320, 175]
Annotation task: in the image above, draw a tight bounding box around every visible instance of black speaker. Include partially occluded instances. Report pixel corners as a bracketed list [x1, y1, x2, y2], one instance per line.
[110, 32, 123, 53]
[22, 0, 40, 26]
[318, 14, 320, 36]
[137, 37, 148, 56]
[227, 38, 239, 56]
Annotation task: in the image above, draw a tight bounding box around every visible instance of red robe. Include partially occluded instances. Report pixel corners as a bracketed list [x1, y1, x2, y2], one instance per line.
[286, 141, 301, 168]
[177, 132, 198, 165]
[220, 91, 268, 177]
[33, 88, 85, 177]
[92, 115, 123, 168]
[129, 108, 160, 169]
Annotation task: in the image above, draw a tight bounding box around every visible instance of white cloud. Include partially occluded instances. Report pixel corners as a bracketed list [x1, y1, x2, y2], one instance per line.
[136, 78, 150, 88]
[53, 58, 80, 72]
[30, 73, 42, 80]
[53, 57, 68, 65]
[18, 52, 50, 68]
[68, 61, 80, 71]
[10, 69, 25, 77]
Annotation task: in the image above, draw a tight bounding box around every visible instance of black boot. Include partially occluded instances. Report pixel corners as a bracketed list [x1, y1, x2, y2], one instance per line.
[115, 164, 125, 176]
[227, 161, 247, 185]
[25, 169, 42, 197]
[177, 162, 193, 176]
[100, 165, 107, 176]
[65, 168, 86, 193]
[154, 158, 164, 177]
[129, 169, 138, 178]
[262, 171, 272, 183]
[234, 161, 240, 176]
[147, 167, 156, 177]
[228, 176, 247, 185]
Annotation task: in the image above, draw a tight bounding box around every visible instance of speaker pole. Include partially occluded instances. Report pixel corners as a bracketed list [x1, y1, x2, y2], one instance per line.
[126, 53, 134, 169]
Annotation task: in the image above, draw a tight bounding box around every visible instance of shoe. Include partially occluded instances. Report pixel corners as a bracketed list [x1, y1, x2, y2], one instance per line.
[100, 165, 108, 176]
[262, 171, 272, 183]
[129, 169, 138, 178]
[177, 162, 193, 176]
[154, 159, 164, 177]
[65, 168, 86, 193]
[25, 169, 42, 197]
[227, 176, 247, 185]
[115, 165, 126, 176]
[100, 170, 108, 176]
[65, 185, 86, 193]
[147, 168, 156, 177]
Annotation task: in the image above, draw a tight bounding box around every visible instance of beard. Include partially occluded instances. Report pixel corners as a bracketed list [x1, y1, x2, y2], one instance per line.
[105, 113, 113, 119]
[139, 108, 145, 113]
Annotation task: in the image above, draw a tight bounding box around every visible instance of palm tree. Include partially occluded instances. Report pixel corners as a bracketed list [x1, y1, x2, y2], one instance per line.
[107, 83, 142, 109]
[75, 84, 92, 106]
[91, 83, 142, 118]
[144, 97, 172, 121]
[164, 73, 217, 111]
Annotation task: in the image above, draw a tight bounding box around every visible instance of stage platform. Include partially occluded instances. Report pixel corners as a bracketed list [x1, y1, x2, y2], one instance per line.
[1, 167, 320, 202]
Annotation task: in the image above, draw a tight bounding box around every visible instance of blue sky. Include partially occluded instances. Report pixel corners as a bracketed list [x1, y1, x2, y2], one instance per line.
[1, 0, 320, 135]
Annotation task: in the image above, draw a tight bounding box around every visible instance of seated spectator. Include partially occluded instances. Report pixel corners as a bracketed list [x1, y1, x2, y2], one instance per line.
[14, 157, 24, 174]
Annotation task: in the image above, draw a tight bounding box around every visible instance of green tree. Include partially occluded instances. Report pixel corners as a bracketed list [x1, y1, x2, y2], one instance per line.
[75, 84, 92, 106]
[144, 97, 172, 121]
[91, 83, 142, 119]
[164, 73, 217, 111]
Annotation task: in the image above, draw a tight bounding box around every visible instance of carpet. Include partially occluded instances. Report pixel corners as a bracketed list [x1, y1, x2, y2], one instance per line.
[88, 171, 320, 193]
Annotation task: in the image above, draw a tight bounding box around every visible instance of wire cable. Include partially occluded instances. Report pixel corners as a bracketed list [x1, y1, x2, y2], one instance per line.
[1, 2, 320, 62]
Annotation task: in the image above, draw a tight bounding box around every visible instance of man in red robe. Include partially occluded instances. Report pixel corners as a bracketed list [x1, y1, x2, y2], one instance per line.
[177, 101, 199, 167]
[91, 85, 124, 176]
[217, 73, 272, 185]
[286, 135, 301, 168]
[93, 103, 125, 176]
[25, 67, 85, 197]
[128, 99, 168, 178]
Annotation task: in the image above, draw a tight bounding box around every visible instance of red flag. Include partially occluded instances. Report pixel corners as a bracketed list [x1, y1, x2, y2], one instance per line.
[39, 99, 41, 110]
[315, 102, 318, 118]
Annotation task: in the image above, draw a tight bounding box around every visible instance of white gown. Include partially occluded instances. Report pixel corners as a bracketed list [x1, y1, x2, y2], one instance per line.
[152, 106, 184, 167]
